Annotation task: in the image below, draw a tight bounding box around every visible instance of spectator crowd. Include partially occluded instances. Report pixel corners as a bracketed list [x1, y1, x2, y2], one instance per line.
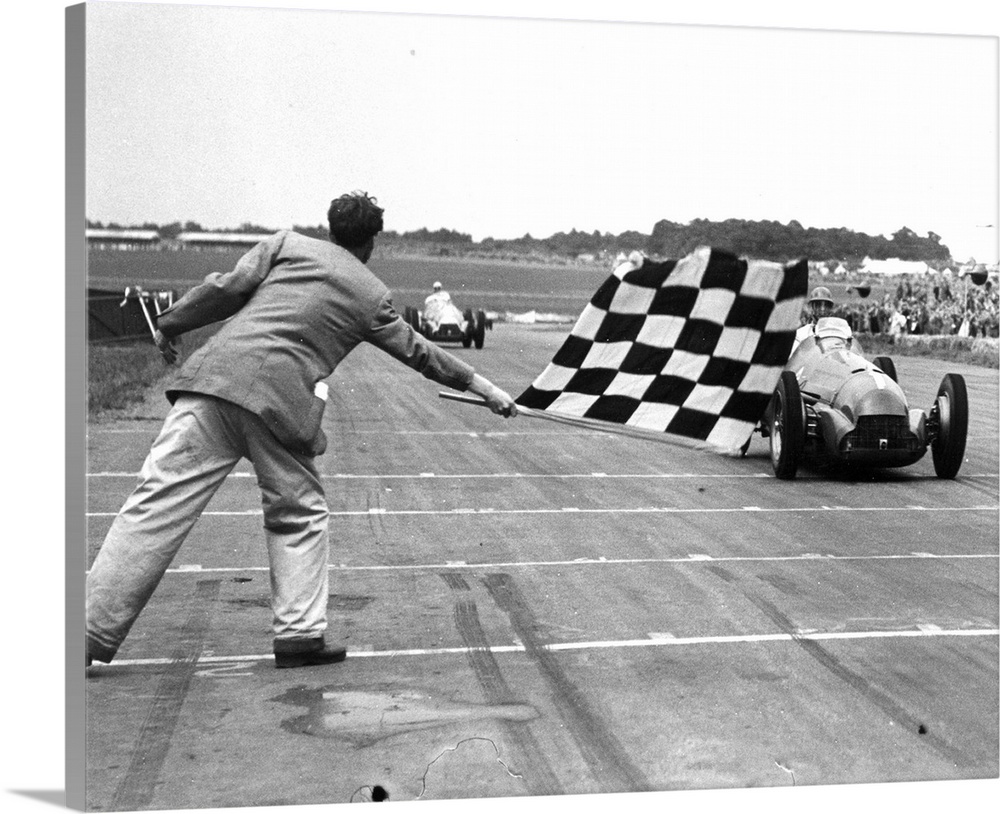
[830, 271, 999, 339]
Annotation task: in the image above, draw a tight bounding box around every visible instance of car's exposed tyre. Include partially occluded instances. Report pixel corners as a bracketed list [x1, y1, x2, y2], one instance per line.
[873, 355, 897, 382]
[474, 310, 487, 349]
[462, 309, 474, 348]
[770, 370, 804, 480]
[931, 373, 968, 479]
[405, 306, 421, 333]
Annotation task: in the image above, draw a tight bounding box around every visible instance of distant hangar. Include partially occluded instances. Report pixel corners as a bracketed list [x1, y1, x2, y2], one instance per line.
[86, 228, 273, 251]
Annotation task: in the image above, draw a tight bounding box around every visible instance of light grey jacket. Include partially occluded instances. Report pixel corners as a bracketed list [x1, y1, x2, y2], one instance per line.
[157, 230, 475, 456]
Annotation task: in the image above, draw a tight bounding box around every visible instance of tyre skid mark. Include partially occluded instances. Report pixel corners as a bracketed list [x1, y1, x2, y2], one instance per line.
[107, 579, 220, 811]
[440, 571, 564, 796]
[746, 594, 980, 769]
[481, 573, 653, 794]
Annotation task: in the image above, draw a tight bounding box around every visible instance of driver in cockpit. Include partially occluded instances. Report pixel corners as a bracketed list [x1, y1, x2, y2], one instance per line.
[813, 315, 863, 354]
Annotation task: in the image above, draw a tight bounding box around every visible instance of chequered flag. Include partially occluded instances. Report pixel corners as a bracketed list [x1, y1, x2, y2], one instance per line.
[515, 246, 808, 451]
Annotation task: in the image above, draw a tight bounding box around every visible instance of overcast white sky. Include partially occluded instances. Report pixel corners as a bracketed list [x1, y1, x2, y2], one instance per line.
[83, 0, 999, 264]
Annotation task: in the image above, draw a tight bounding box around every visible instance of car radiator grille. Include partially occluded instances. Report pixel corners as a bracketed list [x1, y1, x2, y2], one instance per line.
[845, 415, 919, 451]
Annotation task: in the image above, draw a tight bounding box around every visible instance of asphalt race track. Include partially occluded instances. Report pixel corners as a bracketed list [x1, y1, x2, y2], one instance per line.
[84, 323, 999, 810]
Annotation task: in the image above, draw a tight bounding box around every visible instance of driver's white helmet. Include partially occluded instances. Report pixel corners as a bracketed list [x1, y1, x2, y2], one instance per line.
[814, 316, 852, 351]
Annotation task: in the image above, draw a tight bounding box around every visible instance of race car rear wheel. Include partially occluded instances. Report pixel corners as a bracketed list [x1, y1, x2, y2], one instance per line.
[474, 310, 487, 349]
[931, 373, 968, 479]
[770, 370, 804, 480]
[873, 355, 897, 382]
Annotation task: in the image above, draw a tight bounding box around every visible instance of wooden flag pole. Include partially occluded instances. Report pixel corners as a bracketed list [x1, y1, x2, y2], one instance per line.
[438, 391, 708, 450]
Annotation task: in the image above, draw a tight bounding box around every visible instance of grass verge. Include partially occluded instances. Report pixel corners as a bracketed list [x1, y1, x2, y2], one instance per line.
[859, 334, 998, 369]
[88, 325, 218, 419]
[88, 341, 170, 416]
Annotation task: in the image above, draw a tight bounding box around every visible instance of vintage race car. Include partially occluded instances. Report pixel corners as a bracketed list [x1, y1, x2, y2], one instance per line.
[756, 317, 968, 480]
[404, 301, 488, 349]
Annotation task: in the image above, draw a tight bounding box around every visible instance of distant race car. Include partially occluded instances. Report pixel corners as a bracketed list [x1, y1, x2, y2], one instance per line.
[755, 316, 968, 480]
[404, 300, 489, 349]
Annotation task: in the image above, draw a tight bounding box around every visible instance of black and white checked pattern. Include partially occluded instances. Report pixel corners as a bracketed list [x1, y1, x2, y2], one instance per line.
[515, 246, 809, 450]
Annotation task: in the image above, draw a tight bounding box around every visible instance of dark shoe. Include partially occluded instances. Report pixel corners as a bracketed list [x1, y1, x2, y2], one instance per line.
[273, 637, 347, 669]
[87, 634, 116, 666]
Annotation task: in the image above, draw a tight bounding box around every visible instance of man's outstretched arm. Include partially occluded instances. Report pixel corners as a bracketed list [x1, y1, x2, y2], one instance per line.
[153, 232, 287, 362]
[466, 373, 517, 417]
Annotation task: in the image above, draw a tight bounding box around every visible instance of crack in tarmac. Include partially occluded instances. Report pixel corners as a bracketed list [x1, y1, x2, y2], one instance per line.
[774, 760, 796, 786]
[417, 737, 522, 799]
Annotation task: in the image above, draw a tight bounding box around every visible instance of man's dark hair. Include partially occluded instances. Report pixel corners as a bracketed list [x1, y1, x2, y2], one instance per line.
[327, 191, 384, 248]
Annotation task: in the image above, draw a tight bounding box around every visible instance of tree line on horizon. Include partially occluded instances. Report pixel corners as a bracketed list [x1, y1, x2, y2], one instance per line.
[86, 217, 956, 266]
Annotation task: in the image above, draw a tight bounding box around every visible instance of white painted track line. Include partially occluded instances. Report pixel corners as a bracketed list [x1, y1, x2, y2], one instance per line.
[88, 470, 1000, 479]
[85, 551, 998, 576]
[92, 626, 1000, 669]
[86, 504, 998, 518]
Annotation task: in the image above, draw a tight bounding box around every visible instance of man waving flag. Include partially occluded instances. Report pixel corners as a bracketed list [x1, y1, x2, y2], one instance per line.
[514, 246, 808, 453]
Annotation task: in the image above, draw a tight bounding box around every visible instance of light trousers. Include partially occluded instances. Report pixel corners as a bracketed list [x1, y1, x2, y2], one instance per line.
[86, 394, 330, 661]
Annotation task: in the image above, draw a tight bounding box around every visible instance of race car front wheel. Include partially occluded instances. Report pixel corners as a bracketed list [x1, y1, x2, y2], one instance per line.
[405, 306, 421, 334]
[931, 373, 968, 479]
[462, 309, 474, 348]
[770, 370, 804, 480]
[474, 310, 487, 349]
